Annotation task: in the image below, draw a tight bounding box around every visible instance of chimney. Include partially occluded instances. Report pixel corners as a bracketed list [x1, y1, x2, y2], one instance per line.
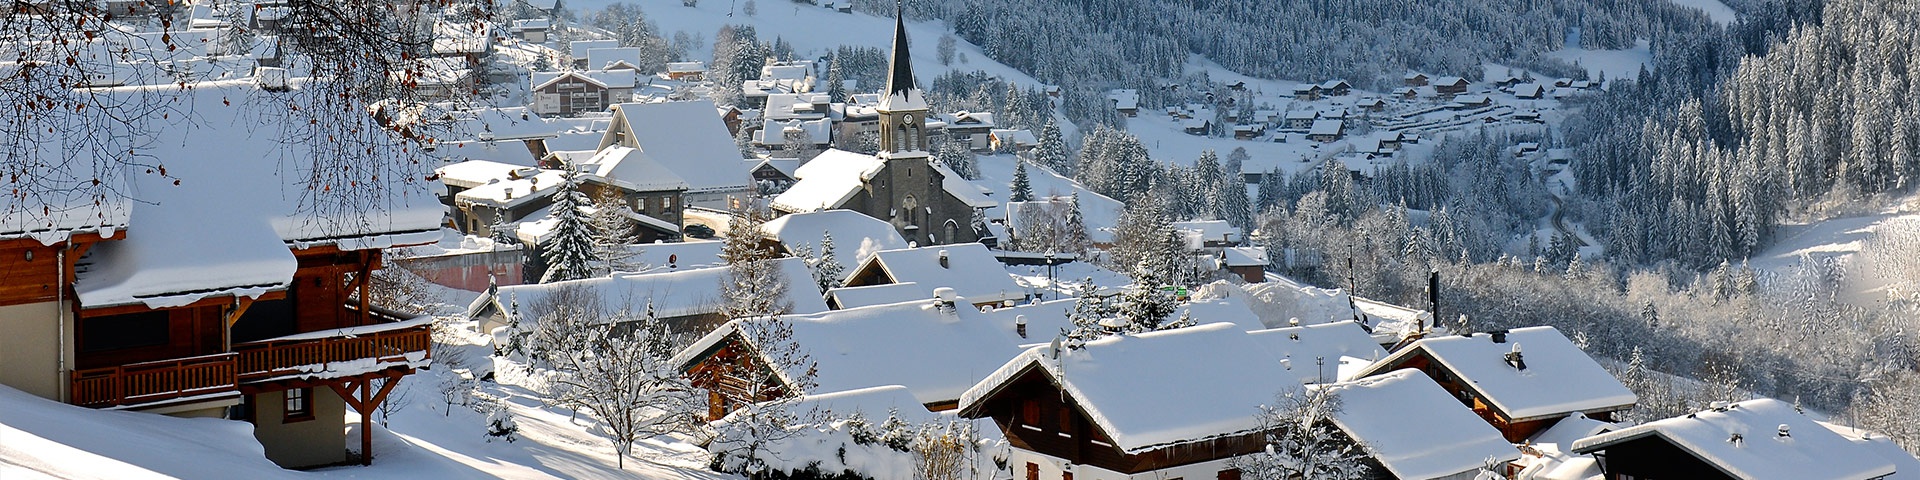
[504, 187, 514, 200]
[1426, 267, 1439, 331]
[1016, 315, 1028, 338]
[1490, 330, 1508, 343]
[1778, 424, 1791, 438]
[938, 249, 950, 269]
[933, 287, 957, 313]
[1504, 343, 1526, 371]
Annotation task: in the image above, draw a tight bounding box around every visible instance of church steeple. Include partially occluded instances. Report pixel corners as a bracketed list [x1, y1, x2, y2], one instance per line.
[876, 0, 927, 156]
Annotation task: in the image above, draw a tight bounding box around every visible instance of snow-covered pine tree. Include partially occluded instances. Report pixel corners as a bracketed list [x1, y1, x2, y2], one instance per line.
[589, 183, 642, 274]
[541, 168, 602, 283]
[1035, 120, 1071, 175]
[1060, 277, 1112, 349]
[811, 230, 845, 295]
[721, 203, 792, 320]
[1010, 160, 1033, 202]
[935, 141, 979, 180]
[826, 54, 847, 104]
[1229, 387, 1371, 480]
[1062, 192, 1091, 255]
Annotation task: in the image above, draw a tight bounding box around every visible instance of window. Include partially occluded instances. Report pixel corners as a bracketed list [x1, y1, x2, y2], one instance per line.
[80, 310, 170, 352]
[1021, 399, 1041, 427]
[1025, 463, 1039, 480]
[284, 388, 313, 423]
[1058, 405, 1072, 434]
[1217, 469, 1241, 480]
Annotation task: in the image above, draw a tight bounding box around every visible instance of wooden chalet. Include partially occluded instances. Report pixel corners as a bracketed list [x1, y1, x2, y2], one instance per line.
[0, 80, 443, 469]
[1351, 326, 1637, 443]
[958, 324, 1302, 480]
[1571, 399, 1898, 480]
[1432, 76, 1470, 95]
[1404, 72, 1430, 87]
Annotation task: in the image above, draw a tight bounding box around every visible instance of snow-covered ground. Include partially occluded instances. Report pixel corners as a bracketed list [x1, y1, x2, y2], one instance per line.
[1546, 41, 1653, 85]
[1670, 0, 1739, 26]
[1749, 198, 1920, 306]
[605, 2, 1044, 90]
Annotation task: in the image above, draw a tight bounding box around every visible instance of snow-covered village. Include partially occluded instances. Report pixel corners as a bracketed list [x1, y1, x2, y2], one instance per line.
[4, 0, 1920, 478]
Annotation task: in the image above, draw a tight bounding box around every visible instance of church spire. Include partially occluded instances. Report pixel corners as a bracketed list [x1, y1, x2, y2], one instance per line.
[880, 0, 920, 109]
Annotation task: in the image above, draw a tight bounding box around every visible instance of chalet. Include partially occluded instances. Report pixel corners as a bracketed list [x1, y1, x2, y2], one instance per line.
[941, 111, 997, 151]
[1293, 83, 1323, 100]
[1172, 219, 1241, 247]
[842, 243, 1023, 307]
[1351, 326, 1638, 442]
[1553, 78, 1573, 88]
[598, 101, 755, 209]
[1380, 131, 1407, 150]
[991, 129, 1040, 153]
[823, 282, 925, 310]
[1432, 76, 1470, 95]
[529, 69, 637, 117]
[757, 209, 908, 275]
[1232, 123, 1265, 140]
[1356, 97, 1387, 112]
[0, 81, 441, 469]
[1321, 370, 1524, 478]
[444, 161, 564, 237]
[1514, 82, 1545, 99]
[509, 18, 550, 43]
[567, 40, 618, 68]
[1571, 399, 1898, 480]
[1219, 247, 1268, 283]
[677, 293, 1068, 419]
[431, 19, 492, 69]
[1181, 118, 1211, 136]
[1320, 79, 1352, 96]
[1283, 110, 1319, 130]
[408, 57, 475, 102]
[586, 47, 646, 72]
[1391, 86, 1418, 99]
[575, 146, 691, 242]
[467, 257, 827, 337]
[756, 118, 834, 154]
[1307, 119, 1345, 142]
[1404, 72, 1429, 86]
[958, 323, 1304, 480]
[749, 158, 800, 192]
[1107, 89, 1140, 117]
[1453, 94, 1493, 109]
[1514, 109, 1543, 122]
[1490, 74, 1524, 88]
[665, 61, 706, 81]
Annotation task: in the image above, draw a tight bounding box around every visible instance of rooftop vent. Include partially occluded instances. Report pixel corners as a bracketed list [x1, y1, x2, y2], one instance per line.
[1015, 315, 1028, 338]
[1490, 330, 1509, 343]
[1503, 343, 1526, 371]
[1729, 432, 1744, 446]
[933, 287, 958, 314]
[1711, 401, 1730, 412]
[504, 187, 514, 200]
[938, 249, 949, 269]
[1778, 424, 1791, 438]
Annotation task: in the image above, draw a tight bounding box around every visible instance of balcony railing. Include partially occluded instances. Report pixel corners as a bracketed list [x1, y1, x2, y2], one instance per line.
[234, 322, 431, 382]
[70, 353, 239, 409]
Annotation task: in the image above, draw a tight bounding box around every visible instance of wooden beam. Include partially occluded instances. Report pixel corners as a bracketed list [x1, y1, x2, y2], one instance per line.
[225, 297, 255, 328]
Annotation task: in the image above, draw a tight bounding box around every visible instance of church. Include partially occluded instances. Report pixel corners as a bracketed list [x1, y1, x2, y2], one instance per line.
[768, 5, 994, 246]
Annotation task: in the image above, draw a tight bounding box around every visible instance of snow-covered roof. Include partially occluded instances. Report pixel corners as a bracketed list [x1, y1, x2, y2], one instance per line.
[532, 69, 638, 91]
[682, 296, 1032, 406]
[585, 47, 644, 71]
[432, 20, 491, 55]
[1823, 422, 1920, 480]
[510, 18, 550, 31]
[666, 61, 706, 74]
[959, 323, 1304, 453]
[1572, 399, 1897, 480]
[1247, 321, 1387, 384]
[581, 146, 690, 192]
[1319, 79, 1350, 90]
[1308, 119, 1344, 136]
[989, 129, 1037, 146]
[603, 101, 750, 194]
[1433, 76, 1468, 86]
[1284, 110, 1319, 120]
[453, 168, 564, 209]
[484, 257, 826, 324]
[852, 243, 1022, 305]
[826, 282, 924, 310]
[1455, 94, 1492, 105]
[1514, 83, 1545, 97]
[73, 81, 443, 309]
[770, 149, 884, 213]
[568, 39, 618, 53]
[930, 162, 998, 209]
[440, 106, 565, 142]
[0, 385, 292, 479]
[0, 154, 129, 244]
[1172, 219, 1240, 244]
[1356, 326, 1637, 421]
[759, 209, 907, 273]
[1320, 370, 1522, 479]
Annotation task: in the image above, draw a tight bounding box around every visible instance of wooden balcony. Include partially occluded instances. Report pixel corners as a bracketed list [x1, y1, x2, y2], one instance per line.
[234, 313, 432, 383]
[70, 353, 239, 409]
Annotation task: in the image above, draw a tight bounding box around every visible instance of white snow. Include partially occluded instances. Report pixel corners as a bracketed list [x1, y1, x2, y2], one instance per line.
[0, 385, 290, 479]
[760, 209, 909, 274]
[1669, 0, 1738, 25]
[581, 146, 691, 192]
[1546, 41, 1653, 86]
[973, 154, 1125, 243]
[771, 149, 888, 213]
[852, 243, 1024, 306]
[960, 323, 1305, 454]
[1357, 326, 1637, 422]
[1572, 399, 1896, 480]
[605, 100, 752, 194]
[478, 257, 827, 330]
[1319, 370, 1522, 479]
[825, 282, 924, 310]
[1246, 321, 1388, 384]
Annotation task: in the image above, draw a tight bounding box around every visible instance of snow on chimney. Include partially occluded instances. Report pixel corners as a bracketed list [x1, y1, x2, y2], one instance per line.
[933, 287, 958, 314]
[1015, 315, 1028, 338]
[1504, 342, 1526, 371]
[938, 249, 949, 269]
[1778, 424, 1791, 438]
[504, 187, 515, 200]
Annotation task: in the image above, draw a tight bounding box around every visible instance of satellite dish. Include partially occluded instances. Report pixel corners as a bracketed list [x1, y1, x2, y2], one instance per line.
[1049, 336, 1063, 359]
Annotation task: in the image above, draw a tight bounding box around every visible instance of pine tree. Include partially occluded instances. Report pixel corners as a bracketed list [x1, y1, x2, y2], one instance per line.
[1256, 168, 1285, 213]
[721, 203, 791, 319]
[589, 183, 641, 273]
[811, 230, 845, 295]
[1062, 192, 1091, 255]
[826, 54, 847, 104]
[541, 169, 601, 283]
[1009, 160, 1033, 202]
[1035, 120, 1070, 175]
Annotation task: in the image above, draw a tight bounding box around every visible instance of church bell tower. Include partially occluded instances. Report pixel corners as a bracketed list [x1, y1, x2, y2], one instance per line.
[876, 1, 928, 157]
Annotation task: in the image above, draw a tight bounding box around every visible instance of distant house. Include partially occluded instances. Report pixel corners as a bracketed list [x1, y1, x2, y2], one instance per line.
[665, 61, 706, 81]
[1232, 123, 1266, 140]
[1293, 83, 1323, 100]
[1571, 399, 1898, 480]
[1404, 72, 1430, 86]
[1356, 97, 1387, 112]
[757, 209, 908, 275]
[989, 128, 1039, 153]
[586, 47, 646, 72]
[567, 39, 619, 68]
[1391, 87, 1418, 99]
[1181, 118, 1211, 136]
[1222, 247, 1267, 282]
[941, 111, 997, 151]
[1107, 89, 1140, 117]
[1307, 119, 1345, 142]
[1432, 76, 1470, 95]
[509, 18, 550, 43]
[842, 243, 1023, 308]
[575, 145, 692, 243]
[529, 70, 636, 117]
[1514, 83, 1545, 99]
[1351, 326, 1638, 442]
[1320, 79, 1352, 96]
[597, 101, 755, 209]
[1284, 110, 1319, 130]
[467, 258, 827, 338]
[1453, 94, 1493, 109]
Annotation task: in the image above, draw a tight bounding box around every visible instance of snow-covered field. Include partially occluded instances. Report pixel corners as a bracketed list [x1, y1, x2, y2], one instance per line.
[1749, 199, 1920, 306]
[1670, 0, 1739, 26]
[1547, 40, 1653, 85]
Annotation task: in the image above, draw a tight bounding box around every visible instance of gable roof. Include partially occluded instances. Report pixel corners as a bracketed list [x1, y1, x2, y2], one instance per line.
[72, 81, 444, 309]
[602, 101, 750, 193]
[1354, 326, 1636, 421]
[586, 47, 645, 71]
[478, 257, 827, 324]
[850, 243, 1021, 305]
[1247, 321, 1387, 384]
[1308, 119, 1344, 136]
[1320, 370, 1522, 479]
[1572, 399, 1897, 480]
[759, 209, 908, 273]
[769, 149, 885, 213]
[959, 323, 1305, 453]
[581, 146, 690, 192]
[825, 282, 924, 310]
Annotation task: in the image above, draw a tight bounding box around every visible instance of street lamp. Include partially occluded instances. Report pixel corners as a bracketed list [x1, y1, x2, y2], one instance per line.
[1044, 250, 1057, 299]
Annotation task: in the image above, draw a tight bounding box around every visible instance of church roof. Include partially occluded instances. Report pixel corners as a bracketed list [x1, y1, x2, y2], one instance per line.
[878, 3, 925, 112]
